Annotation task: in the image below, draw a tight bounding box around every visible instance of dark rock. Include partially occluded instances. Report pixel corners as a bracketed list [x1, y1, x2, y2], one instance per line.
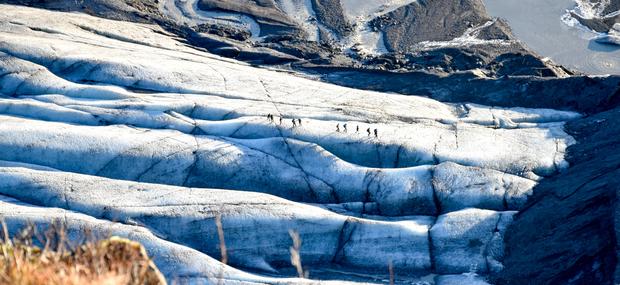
[596, 23, 620, 46]
[1, 0, 571, 82]
[570, 11, 620, 33]
[212, 46, 242, 58]
[186, 32, 238, 50]
[570, 0, 620, 32]
[259, 39, 337, 60]
[307, 66, 619, 114]
[491, 53, 558, 77]
[310, 0, 353, 38]
[195, 23, 251, 41]
[590, 0, 620, 16]
[369, 0, 508, 52]
[495, 105, 620, 285]
[477, 19, 514, 41]
[235, 48, 300, 65]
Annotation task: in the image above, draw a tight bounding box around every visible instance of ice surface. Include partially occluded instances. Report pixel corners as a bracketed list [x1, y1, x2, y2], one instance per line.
[430, 209, 516, 274]
[0, 5, 583, 283]
[0, 115, 568, 215]
[0, 194, 370, 284]
[433, 162, 536, 212]
[0, 167, 430, 272]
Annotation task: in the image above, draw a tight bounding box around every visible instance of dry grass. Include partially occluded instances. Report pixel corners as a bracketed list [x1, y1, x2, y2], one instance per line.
[288, 230, 306, 278]
[0, 221, 166, 285]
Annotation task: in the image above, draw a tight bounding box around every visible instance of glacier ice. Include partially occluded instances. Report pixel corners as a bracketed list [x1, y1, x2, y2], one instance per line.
[0, 4, 582, 284]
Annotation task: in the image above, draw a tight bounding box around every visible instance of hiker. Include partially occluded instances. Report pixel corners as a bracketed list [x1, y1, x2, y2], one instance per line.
[367, 128, 371, 136]
[343, 124, 348, 133]
[336, 124, 341, 132]
[298, 118, 302, 126]
[292, 119, 297, 127]
[374, 129, 378, 138]
[356, 125, 359, 133]
[279, 117, 283, 125]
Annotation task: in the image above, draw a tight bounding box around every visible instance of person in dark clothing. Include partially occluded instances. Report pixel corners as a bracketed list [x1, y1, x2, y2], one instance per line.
[343, 124, 348, 133]
[336, 124, 341, 132]
[356, 125, 359, 133]
[298, 118, 302, 126]
[374, 129, 378, 138]
[367, 128, 371, 136]
[279, 117, 283, 125]
[292, 119, 297, 127]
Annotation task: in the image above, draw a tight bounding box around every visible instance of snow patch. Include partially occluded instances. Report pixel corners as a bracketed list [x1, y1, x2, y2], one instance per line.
[160, 0, 262, 40]
[275, 0, 321, 41]
[417, 19, 514, 50]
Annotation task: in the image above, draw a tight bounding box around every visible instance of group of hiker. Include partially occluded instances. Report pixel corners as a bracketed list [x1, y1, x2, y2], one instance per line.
[267, 114, 378, 138]
[337, 123, 378, 138]
[267, 114, 302, 127]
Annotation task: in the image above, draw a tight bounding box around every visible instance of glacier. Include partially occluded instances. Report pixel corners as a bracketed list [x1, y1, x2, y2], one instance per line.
[0, 4, 582, 285]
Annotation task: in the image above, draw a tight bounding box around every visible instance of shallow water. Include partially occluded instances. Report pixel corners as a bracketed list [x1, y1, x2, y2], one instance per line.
[483, 0, 620, 75]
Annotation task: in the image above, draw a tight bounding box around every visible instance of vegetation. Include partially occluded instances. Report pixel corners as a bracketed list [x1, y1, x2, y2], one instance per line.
[0, 222, 166, 285]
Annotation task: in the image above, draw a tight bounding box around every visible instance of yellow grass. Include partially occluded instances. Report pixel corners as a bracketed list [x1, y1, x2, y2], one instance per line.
[0, 222, 166, 285]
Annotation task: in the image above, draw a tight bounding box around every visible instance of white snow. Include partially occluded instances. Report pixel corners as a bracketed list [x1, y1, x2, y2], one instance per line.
[340, 0, 418, 22]
[160, 0, 262, 40]
[339, 0, 418, 54]
[275, 0, 321, 41]
[417, 19, 514, 50]
[569, 0, 617, 19]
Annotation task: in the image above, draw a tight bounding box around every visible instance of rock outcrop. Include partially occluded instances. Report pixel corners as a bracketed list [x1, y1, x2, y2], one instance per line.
[0, 0, 574, 78]
[596, 23, 620, 46]
[368, 0, 505, 51]
[495, 84, 620, 285]
[569, 0, 620, 33]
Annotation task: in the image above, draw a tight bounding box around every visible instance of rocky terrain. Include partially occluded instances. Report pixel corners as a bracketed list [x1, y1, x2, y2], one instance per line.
[568, 0, 620, 32]
[0, 0, 570, 74]
[563, 0, 620, 45]
[496, 99, 620, 285]
[0, 1, 619, 285]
